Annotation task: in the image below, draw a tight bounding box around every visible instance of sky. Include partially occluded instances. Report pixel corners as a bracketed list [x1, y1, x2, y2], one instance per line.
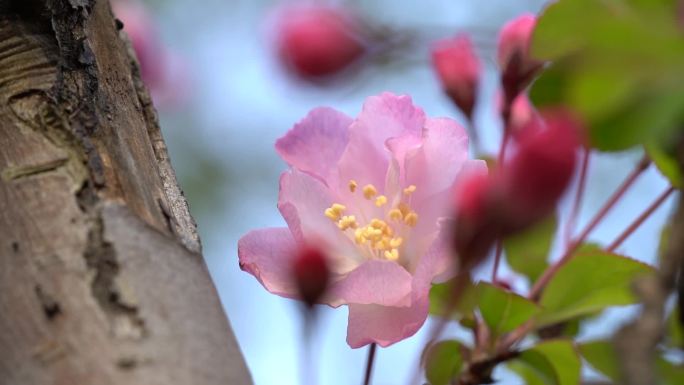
[130, 0, 680, 383]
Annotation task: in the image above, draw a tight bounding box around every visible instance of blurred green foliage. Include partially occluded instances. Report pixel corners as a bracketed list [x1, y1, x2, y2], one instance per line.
[530, 0, 684, 152]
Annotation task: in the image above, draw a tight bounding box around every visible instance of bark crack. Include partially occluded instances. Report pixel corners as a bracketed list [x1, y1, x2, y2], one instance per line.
[83, 207, 148, 340]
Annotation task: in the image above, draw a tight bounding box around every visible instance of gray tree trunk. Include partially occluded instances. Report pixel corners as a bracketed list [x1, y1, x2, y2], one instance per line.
[0, 0, 252, 384]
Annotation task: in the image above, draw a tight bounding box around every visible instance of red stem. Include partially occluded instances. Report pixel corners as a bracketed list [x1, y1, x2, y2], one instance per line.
[492, 101, 513, 282]
[607, 186, 675, 252]
[564, 149, 591, 245]
[363, 343, 377, 385]
[529, 155, 651, 300]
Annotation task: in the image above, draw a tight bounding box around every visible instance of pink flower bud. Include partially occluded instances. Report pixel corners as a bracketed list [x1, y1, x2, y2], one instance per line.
[431, 34, 481, 120]
[500, 108, 582, 230]
[452, 173, 499, 269]
[497, 14, 544, 102]
[496, 91, 544, 140]
[292, 246, 331, 307]
[274, 5, 366, 79]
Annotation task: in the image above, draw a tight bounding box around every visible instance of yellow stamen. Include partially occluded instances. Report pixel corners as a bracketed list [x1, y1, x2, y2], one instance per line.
[388, 208, 403, 221]
[324, 208, 339, 221]
[390, 237, 403, 248]
[404, 212, 418, 227]
[349, 180, 358, 193]
[363, 184, 378, 199]
[354, 228, 366, 244]
[324, 203, 347, 221]
[338, 215, 358, 231]
[375, 195, 388, 207]
[384, 249, 399, 261]
[403, 185, 417, 195]
[331, 203, 346, 212]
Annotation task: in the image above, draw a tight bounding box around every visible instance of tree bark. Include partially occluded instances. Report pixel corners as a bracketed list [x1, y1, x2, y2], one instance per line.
[0, 1, 252, 384]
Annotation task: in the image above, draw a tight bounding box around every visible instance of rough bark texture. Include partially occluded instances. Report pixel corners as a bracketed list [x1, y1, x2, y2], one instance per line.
[0, 1, 252, 384]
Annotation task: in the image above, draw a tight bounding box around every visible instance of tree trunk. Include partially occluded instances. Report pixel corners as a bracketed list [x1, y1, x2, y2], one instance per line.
[0, 1, 252, 384]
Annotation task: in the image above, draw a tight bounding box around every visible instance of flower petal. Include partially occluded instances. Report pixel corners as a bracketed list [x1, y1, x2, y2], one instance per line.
[411, 158, 488, 239]
[237, 227, 299, 298]
[326, 259, 413, 307]
[337, 93, 425, 194]
[404, 117, 469, 202]
[276, 107, 352, 181]
[278, 168, 360, 273]
[346, 296, 429, 348]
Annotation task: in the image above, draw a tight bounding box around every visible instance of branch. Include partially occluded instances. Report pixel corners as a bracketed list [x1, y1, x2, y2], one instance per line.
[613, 141, 684, 385]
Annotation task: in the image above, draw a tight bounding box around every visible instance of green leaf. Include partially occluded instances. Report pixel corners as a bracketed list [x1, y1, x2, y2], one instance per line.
[429, 277, 478, 319]
[531, 0, 594, 60]
[508, 353, 557, 385]
[424, 340, 464, 385]
[530, 0, 684, 152]
[510, 339, 581, 385]
[578, 340, 620, 381]
[532, 340, 581, 385]
[657, 356, 684, 385]
[504, 214, 557, 283]
[647, 142, 683, 188]
[529, 64, 570, 108]
[478, 282, 540, 336]
[537, 252, 654, 327]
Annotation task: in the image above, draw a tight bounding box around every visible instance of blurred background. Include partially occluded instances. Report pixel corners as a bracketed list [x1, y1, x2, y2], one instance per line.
[113, 0, 676, 384]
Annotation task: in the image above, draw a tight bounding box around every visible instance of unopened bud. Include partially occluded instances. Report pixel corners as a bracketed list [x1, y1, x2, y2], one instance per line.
[506, 93, 544, 140]
[431, 34, 481, 120]
[497, 14, 544, 102]
[451, 173, 499, 270]
[274, 5, 366, 79]
[292, 246, 331, 307]
[500, 108, 582, 231]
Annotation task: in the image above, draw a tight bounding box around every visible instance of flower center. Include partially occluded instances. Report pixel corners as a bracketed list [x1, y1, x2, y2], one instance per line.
[324, 180, 419, 262]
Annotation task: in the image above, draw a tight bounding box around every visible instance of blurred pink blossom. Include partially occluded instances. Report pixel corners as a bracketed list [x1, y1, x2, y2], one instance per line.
[238, 93, 485, 348]
[431, 34, 481, 120]
[112, 0, 190, 107]
[271, 4, 366, 79]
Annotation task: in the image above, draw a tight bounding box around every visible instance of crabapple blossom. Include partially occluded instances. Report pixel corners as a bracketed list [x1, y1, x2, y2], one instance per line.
[238, 93, 485, 348]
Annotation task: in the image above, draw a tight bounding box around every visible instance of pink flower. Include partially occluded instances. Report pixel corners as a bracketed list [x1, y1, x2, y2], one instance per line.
[112, 0, 190, 108]
[238, 93, 485, 348]
[431, 34, 481, 120]
[273, 4, 366, 79]
[497, 14, 544, 101]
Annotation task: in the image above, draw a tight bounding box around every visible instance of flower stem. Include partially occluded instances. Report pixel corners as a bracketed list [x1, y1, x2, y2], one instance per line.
[564, 149, 591, 246]
[491, 103, 513, 283]
[363, 343, 377, 385]
[529, 155, 651, 300]
[607, 186, 675, 252]
[491, 241, 503, 282]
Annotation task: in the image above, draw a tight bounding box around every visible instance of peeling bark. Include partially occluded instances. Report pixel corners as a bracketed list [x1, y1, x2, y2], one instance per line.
[0, 1, 251, 384]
